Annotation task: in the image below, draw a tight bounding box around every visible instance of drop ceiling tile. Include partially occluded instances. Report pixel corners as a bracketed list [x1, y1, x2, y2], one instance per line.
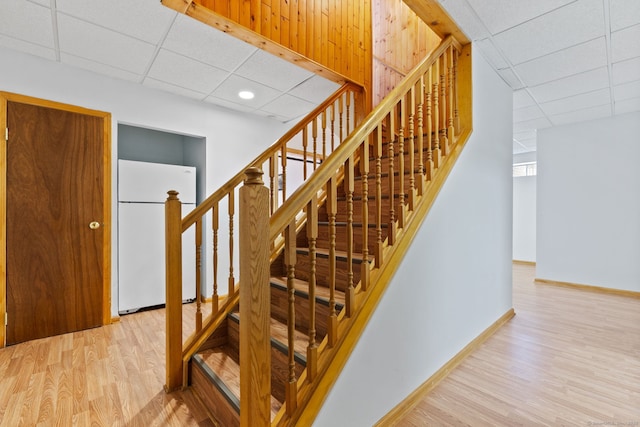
[475, 38, 509, 70]
[56, 0, 176, 44]
[204, 96, 257, 114]
[438, 0, 489, 40]
[147, 49, 230, 94]
[549, 103, 612, 126]
[60, 52, 141, 83]
[259, 94, 317, 122]
[614, 96, 640, 114]
[610, 0, 640, 31]
[515, 37, 607, 87]
[143, 77, 208, 101]
[235, 49, 314, 92]
[209, 74, 281, 109]
[0, 1, 53, 48]
[514, 105, 545, 123]
[252, 108, 290, 123]
[497, 68, 524, 89]
[614, 79, 640, 101]
[57, 14, 155, 74]
[611, 24, 640, 63]
[513, 117, 552, 132]
[0, 35, 55, 60]
[287, 75, 340, 104]
[163, 15, 257, 72]
[466, 0, 575, 35]
[27, 0, 50, 6]
[513, 90, 537, 109]
[514, 130, 537, 143]
[612, 56, 640, 85]
[540, 88, 611, 116]
[528, 67, 610, 103]
[492, 0, 604, 65]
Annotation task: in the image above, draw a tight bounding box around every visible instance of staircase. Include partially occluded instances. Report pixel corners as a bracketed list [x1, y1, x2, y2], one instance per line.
[164, 35, 471, 426]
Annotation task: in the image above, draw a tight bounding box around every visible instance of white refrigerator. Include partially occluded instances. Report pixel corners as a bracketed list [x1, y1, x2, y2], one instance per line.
[118, 160, 197, 314]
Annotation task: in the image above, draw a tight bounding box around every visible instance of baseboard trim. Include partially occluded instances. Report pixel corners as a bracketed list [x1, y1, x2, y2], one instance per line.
[535, 278, 640, 299]
[374, 308, 516, 427]
[111, 316, 121, 323]
[512, 260, 536, 266]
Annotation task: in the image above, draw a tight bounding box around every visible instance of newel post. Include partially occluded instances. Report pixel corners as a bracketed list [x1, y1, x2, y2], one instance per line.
[165, 190, 183, 392]
[239, 167, 271, 427]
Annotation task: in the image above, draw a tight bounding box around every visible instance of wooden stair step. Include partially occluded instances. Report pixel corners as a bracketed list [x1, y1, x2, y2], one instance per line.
[270, 276, 346, 308]
[296, 246, 374, 263]
[193, 347, 282, 423]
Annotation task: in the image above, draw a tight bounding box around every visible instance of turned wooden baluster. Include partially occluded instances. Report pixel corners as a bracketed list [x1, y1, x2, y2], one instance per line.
[374, 124, 384, 267]
[321, 110, 327, 160]
[360, 140, 370, 292]
[312, 117, 318, 171]
[407, 88, 416, 211]
[269, 153, 278, 213]
[281, 145, 287, 201]
[453, 49, 460, 133]
[447, 46, 456, 142]
[302, 127, 309, 180]
[212, 202, 219, 312]
[283, 221, 298, 414]
[345, 154, 356, 317]
[306, 196, 318, 381]
[326, 176, 338, 346]
[440, 54, 448, 156]
[330, 104, 336, 152]
[397, 100, 406, 228]
[238, 167, 270, 427]
[416, 76, 425, 196]
[165, 190, 183, 391]
[195, 218, 203, 332]
[432, 61, 441, 169]
[338, 95, 344, 146]
[346, 91, 352, 135]
[386, 113, 397, 246]
[228, 190, 235, 296]
[425, 67, 434, 180]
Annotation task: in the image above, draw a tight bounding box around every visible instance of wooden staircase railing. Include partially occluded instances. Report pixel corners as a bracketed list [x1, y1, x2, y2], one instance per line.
[164, 82, 365, 392]
[166, 34, 472, 427]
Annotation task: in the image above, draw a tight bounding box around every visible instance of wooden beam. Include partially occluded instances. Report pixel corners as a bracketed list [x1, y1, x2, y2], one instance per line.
[402, 0, 471, 45]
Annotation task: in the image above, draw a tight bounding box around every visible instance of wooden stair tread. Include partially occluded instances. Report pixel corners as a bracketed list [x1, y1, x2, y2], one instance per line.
[296, 246, 374, 263]
[229, 312, 309, 357]
[317, 221, 388, 228]
[270, 276, 346, 307]
[196, 347, 282, 419]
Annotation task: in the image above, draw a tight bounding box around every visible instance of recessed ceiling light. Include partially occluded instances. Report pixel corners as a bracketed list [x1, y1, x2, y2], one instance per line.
[238, 90, 255, 100]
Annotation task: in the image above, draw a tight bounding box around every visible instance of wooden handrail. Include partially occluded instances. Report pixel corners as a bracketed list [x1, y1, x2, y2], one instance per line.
[182, 82, 362, 231]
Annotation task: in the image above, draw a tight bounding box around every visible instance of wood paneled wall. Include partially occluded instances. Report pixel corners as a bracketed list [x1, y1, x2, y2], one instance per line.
[188, 0, 373, 99]
[372, 0, 441, 106]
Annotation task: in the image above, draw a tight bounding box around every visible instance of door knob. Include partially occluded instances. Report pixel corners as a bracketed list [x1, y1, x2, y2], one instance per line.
[89, 221, 101, 230]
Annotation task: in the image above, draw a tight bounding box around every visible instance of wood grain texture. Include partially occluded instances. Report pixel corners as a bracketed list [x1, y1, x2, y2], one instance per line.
[0, 303, 214, 426]
[163, 0, 371, 96]
[389, 264, 640, 426]
[238, 169, 271, 427]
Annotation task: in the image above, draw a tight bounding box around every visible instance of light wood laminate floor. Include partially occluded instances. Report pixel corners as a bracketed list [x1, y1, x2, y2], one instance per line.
[396, 264, 640, 426]
[0, 265, 638, 426]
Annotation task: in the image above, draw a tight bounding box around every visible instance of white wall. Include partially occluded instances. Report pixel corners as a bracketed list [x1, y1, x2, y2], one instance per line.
[314, 48, 513, 426]
[513, 176, 536, 262]
[0, 46, 291, 316]
[537, 112, 640, 292]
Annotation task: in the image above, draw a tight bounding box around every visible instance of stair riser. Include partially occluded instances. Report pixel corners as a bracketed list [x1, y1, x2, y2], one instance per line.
[271, 285, 333, 339]
[319, 202, 395, 224]
[191, 361, 240, 427]
[294, 252, 364, 291]
[316, 224, 388, 254]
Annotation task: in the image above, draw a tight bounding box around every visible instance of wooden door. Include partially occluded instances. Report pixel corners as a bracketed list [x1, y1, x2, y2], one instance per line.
[0, 94, 111, 346]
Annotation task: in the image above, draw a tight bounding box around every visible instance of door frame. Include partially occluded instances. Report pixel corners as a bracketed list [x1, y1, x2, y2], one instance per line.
[0, 92, 112, 347]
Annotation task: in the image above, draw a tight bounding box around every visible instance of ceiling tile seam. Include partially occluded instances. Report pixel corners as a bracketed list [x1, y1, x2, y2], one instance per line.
[603, 0, 616, 116]
[512, 137, 529, 150]
[50, 0, 60, 61]
[487, 0, 581, 38]
[538, 86, 613, 107]
[461, 0, 558, 127]
[59, 50, 145, 81]
[508, 34, 608, 68]
[137, 12, 179, 85]
[547, 100, 613, 119]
